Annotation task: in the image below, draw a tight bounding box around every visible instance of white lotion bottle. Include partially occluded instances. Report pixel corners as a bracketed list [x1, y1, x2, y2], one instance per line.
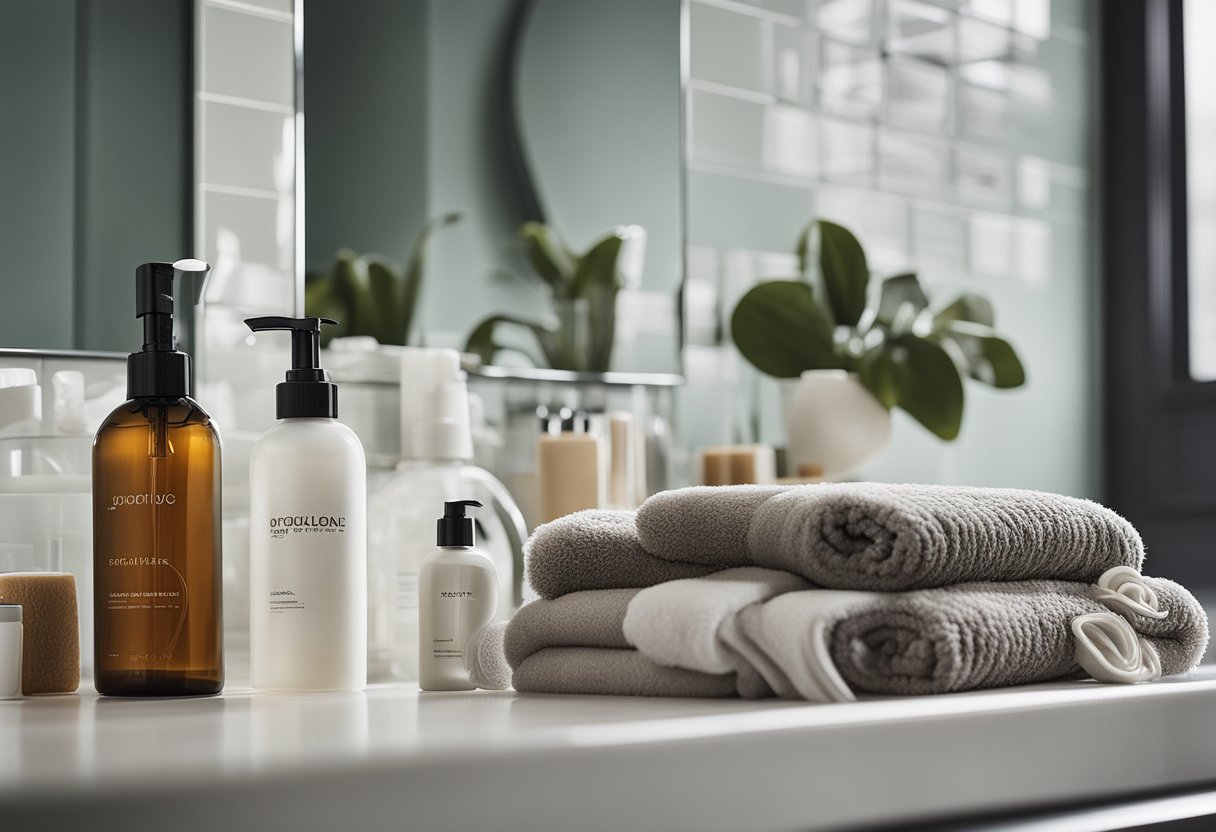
[246, 316, 367, 691]
[419, 500, 498, 691]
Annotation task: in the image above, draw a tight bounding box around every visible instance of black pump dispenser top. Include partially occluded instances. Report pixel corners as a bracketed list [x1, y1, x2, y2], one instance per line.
[127, 260, 210, 399]
[244, 316, 340, 419]
[437, 500, 482, 547]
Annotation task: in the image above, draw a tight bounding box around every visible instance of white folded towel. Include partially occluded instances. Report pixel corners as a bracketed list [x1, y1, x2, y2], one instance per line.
[622, 567, 810, 674]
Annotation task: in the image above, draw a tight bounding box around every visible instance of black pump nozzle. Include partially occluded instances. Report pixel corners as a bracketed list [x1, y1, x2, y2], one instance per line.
[438, 499, 482, 547]
[244, 316, 341, 419]
[128, 259, 211, 399]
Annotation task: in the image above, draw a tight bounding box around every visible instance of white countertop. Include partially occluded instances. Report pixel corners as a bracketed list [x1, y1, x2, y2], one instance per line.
[5, 669, 1216, 831]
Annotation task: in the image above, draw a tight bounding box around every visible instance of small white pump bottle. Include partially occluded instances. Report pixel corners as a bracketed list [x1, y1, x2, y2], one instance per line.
[419, 500, 498, 691]
[246, 316, 367, 691]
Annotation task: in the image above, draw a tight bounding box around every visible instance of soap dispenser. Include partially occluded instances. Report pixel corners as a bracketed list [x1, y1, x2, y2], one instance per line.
[92, 260, 224, 697]
[367, 347, 525, 682]
[245, 316, 366, 691]
[418, 500, 498, 691]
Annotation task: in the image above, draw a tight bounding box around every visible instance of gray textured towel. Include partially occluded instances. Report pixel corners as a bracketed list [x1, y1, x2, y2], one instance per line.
[637, 484, 1144, 591]
[505, 576, 1207, 699]
[525, 509, 717, 599]
[513, 647, 737, 698]
[504, 587, 637, 667]
[506, 589, 737, 697]
[725, 577, 1207, 700]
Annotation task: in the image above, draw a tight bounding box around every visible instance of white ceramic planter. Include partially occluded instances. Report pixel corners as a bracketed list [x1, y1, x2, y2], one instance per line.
[786, 369, 891, 480]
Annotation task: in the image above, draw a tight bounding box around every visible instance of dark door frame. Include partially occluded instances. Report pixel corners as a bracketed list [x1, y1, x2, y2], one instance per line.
[1103, 0, 1216, 583]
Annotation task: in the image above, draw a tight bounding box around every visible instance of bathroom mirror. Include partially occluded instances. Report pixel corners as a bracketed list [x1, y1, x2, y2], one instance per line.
[0, 0, 192, 352]
[512, 0, 684, 294]
[303, 0, 685, 371]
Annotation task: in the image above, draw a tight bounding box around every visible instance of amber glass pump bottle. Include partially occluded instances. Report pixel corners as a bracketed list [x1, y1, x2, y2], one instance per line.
[92, 260, 224, 696]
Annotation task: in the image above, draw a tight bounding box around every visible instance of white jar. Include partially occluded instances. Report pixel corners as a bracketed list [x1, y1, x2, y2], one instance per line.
[0, 605, 22, 699]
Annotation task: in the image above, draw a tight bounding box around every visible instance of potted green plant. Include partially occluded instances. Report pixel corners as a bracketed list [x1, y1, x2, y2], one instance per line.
[731, 219, 1026, 478]
[464, 222, 642, 373]
[304, 212, 463, 347]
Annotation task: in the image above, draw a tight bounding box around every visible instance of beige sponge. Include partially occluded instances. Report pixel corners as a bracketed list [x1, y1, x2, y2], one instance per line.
[0, 572, 80, 694]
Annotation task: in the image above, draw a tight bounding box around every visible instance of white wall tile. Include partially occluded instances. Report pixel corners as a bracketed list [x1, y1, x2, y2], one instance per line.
[200, 101, 293, 193]
[911, 205, 967, 276]
[820, 116, 876, 185]
[955, 145, 1012, 207]
[886, 56, 951, 131]
[968, 211, 1014, 277]
[763, 105, 817, 177]
[878, 130, 948, 196]
[689, 3, 766, 92]
[199, 4, 294, 105]
[690, 89, 766, 169]
[201, 190, 290, 270]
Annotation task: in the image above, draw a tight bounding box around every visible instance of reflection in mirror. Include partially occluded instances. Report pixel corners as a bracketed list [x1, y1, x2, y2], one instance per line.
[303, 0, 684, 375]
[514, 0, 683, 295]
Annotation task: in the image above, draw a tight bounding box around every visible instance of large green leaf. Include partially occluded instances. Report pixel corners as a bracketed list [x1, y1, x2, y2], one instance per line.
[520, 222, 577, 294]
[934, 292, 995, 329]
[464, 314, 564, 370]
[730, 281, 840, 378]
[795, 222, 813, 278]
[304, 278, 346, 346]
[943, 322, 1027, 389]
[888, 334, 964, 440]
[570, 231, 626, 297]
[402, 211, 462, 345]
[875, 272, 929, 331]
[367, 258, 404, 345]
[817, 220, 870, 327]
[331, 251, 378, 340]
[571, 229, 628, 371]
[859, 346, 898, 409]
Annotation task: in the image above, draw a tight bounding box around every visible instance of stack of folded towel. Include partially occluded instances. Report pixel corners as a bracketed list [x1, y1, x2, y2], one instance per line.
[504, 484, 1209, 701]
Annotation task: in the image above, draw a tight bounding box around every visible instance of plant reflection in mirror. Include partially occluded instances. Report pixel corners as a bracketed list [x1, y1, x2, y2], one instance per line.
[464, 223, 643, 373]
[305, 212, 463, 347]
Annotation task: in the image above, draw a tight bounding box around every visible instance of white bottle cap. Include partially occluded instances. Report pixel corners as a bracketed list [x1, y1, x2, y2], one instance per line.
[0, 369, 42, 438]
[399, 348, 474, 462]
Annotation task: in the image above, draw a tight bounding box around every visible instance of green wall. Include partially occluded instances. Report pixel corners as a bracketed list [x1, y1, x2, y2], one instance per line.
[303, 0, 430, 273]
[0, 0, 190, 352]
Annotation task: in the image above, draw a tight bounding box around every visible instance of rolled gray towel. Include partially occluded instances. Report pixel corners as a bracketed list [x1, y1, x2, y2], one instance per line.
[525, 509, 717, 599]
[464, 621, 512, 690]
[513, 647, 737, 698]
[727, 576, 1207, 699]
[637, 483, 1144, 591]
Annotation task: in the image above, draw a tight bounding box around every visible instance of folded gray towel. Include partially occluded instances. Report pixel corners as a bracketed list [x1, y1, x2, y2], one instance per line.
[504, 587, 637, 667]
[525, 509, 717, 599]
[513, 647, 737, 698]
[505, 576, 1207, 700]
[637, 484, 1144, 591]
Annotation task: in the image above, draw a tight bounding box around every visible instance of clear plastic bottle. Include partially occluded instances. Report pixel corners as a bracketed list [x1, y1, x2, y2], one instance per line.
[367, 349, 524, 681]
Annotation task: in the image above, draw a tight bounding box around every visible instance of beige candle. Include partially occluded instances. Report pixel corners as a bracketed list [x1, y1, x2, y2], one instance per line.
[537, 413, 603, 524]
[697, 444, 777, 486]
